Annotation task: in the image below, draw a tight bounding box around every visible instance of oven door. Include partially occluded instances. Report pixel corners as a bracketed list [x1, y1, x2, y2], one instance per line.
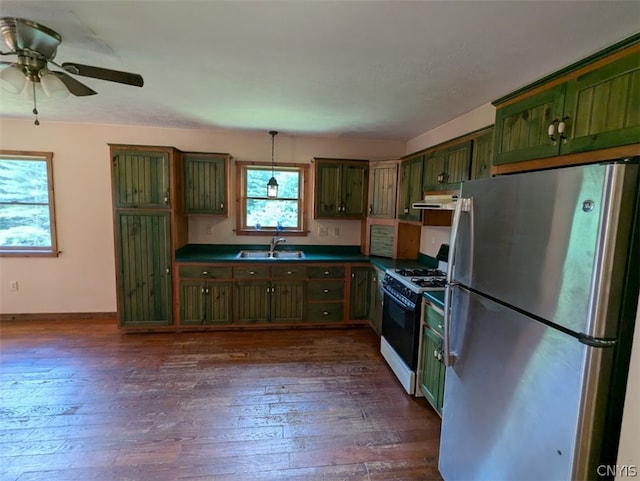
[381, 287, 421, 369]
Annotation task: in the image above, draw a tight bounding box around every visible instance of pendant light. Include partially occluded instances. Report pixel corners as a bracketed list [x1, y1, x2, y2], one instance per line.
[267, 130, 279, 198]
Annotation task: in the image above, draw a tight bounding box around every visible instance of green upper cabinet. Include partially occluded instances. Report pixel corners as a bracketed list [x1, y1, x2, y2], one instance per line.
[563, 51, 640, 155]
[397, 155, 423, 222]
[314, 159, 368, 219]
[115, 211, 172, 327]
[368, 162, 397, 218]
[494, 45, 640, 165]
[112, 149, 170, 208]
[423, 141, 472, 192]
[470, 129, 494, 180]
[183, 153, 229, 216]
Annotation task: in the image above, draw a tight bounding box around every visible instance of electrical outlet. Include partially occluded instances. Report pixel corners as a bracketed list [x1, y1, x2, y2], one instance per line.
[333, 227, 340, 237]
[319, 226, 328, 237]
[9, 280, 18, 291]
[207, 225, 215, 235]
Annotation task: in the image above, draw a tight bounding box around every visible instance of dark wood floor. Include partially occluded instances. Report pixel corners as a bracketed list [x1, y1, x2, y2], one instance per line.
[0, 320, 443, 481]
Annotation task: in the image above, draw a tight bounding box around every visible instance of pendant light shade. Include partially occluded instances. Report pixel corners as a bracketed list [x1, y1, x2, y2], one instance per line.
[267, 130, 279, 198]
[0, 64, 26, 93]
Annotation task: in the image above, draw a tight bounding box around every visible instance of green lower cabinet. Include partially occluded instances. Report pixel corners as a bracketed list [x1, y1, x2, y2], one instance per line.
[271, 280, 306, 323]
[349, 266, 371, 320]
[234, 279, 306, 323]
[234, 281, 270, 323]
[180, 281, 231, 325]
[115, 211, 172, 327]
[369, 267, 384, 335]
[308, 302, 344, 322]
[419, 324, 445, 416]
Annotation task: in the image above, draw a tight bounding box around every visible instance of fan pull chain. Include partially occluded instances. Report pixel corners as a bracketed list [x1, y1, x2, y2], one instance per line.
[32, 81, 40, 126]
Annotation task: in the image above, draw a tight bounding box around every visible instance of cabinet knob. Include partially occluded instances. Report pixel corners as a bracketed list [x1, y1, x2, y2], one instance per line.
[249, 271, 255, 275]
[548, 119, 558, 144]
[202, 271, 209, 275]
[558, 116, 569, 143]
[323, 311, 330, 315]
[323, 289, 330, 293]
[437, 172, 448, 184]
[324, 271, 330, 275]
[403, 207, 409, 214]
[287, 271, 293, 275]
[220, 203, 224, 209]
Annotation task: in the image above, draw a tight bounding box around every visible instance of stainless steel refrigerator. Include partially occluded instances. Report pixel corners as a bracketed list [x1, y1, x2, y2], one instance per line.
[439, 159, 639, 481]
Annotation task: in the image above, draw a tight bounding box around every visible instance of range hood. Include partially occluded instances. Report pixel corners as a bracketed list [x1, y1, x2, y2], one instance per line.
[412, 194, 458, 210]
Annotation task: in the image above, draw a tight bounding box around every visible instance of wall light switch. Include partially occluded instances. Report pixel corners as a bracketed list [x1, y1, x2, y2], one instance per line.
[333, 227, 340, 237]
[319, 226, 328, 237]
[9, 280, 18, 291]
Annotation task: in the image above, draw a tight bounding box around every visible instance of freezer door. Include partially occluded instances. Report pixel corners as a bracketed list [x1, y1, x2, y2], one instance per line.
[451, 162, 638, 337]
[439, 286, 612, 481]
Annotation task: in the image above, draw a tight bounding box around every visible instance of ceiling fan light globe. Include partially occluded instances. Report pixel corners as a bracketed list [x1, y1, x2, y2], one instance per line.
[40, 71, 70, 99]
[0, 65, 26, 94]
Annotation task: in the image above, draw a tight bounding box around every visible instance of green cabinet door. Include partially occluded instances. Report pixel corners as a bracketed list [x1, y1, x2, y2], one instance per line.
[368, 163, 397, 218]
[342, 163, 368, 217]
[112, 150, 170, 208]
[470, 130, 494, 180]
[423, 141, 471, 192]
[563, 51, 640, 154]
[349, 267, 371, 320]
[422, 149, 445, 192]
[184, 153, 228, 215]
[271, 280, 306, 323]
[315, 162, 342, 217]
[398, 155, 423, 221]
[493, 84, 566, 165]
[115, 211, 172, 327]
[234, 281, 270, 323]
[315, 160, 368, 218]
[419, 325, 445, 415]
[179, 281, 207, 325]
[369, 267, 384, 335]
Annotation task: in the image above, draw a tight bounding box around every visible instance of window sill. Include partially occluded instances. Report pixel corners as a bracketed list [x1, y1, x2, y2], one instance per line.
[235, 229, 309, 237]
[0, 249, 61, 257]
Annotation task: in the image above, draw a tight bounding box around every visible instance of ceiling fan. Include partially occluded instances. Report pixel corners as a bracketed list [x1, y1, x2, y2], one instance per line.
[0, 17, 144, 125]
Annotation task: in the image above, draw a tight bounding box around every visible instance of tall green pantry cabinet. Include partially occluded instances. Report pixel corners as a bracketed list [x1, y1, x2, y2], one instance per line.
[110, 145, 187, 329]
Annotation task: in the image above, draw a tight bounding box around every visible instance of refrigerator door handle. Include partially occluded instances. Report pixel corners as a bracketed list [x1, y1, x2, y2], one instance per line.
[444, 197, 471, 367]
[443, 283, 456, 367]
[446, 197, 472, 284]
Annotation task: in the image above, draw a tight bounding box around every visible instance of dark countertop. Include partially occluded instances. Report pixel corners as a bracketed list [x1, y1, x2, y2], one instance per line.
[423, 290, 445, 310]
[175, 244, 437, 269]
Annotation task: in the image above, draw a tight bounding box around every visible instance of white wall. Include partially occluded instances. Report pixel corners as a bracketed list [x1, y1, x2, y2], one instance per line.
[0, 119, 404, 314]
[407, 103, 496, 258]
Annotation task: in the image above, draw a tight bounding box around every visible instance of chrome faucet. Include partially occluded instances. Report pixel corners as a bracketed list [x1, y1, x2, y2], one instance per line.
[270, 236, 286, 252]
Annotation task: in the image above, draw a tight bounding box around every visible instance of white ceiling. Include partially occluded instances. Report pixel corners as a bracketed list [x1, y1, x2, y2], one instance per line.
[0, 1, 638, 140]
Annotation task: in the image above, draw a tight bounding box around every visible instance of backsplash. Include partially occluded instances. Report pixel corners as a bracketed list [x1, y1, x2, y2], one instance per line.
[419, 225, 451, 257]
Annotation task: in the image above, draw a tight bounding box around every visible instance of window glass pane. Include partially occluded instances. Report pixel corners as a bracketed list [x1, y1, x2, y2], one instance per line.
[246, 169, 299, 198]
[246, 199, 299, 229]
[0, 159, 49, 203]
[0, 204, 52, 247]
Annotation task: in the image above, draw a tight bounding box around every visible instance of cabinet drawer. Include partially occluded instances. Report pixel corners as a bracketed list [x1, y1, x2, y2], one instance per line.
[271, 265, 307, 279]
[308, 280, 344, 301]
[369, 225, 394, 257]
[308, 302, 344, 322]
[424, 302, 444, 337]
[233, 265, 270, 279]
[179, 265, 232, 279]
[308, 266, 345, 279]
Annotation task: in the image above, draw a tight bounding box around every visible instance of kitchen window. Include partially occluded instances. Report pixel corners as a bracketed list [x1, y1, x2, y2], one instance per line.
[0, 151, 59, 256]
[236, 161, 309, 235]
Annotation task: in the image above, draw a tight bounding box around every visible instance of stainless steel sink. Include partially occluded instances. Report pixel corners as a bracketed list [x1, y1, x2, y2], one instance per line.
[236, 250, 305, 259]
[271, 250, 305, 259]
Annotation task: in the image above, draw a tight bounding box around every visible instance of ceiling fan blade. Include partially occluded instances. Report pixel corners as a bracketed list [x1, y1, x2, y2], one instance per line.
[52, 71, 97, 96]
[61, 62, 143, 87]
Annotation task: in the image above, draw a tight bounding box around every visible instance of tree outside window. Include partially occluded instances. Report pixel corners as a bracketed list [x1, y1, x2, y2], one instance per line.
[0, 151, 59, 256]
[237, 162, 308, 235]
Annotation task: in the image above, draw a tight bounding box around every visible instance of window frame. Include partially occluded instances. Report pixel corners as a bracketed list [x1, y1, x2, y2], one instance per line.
[235, 161, 309, 236]
[0, 150, 60, 257]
